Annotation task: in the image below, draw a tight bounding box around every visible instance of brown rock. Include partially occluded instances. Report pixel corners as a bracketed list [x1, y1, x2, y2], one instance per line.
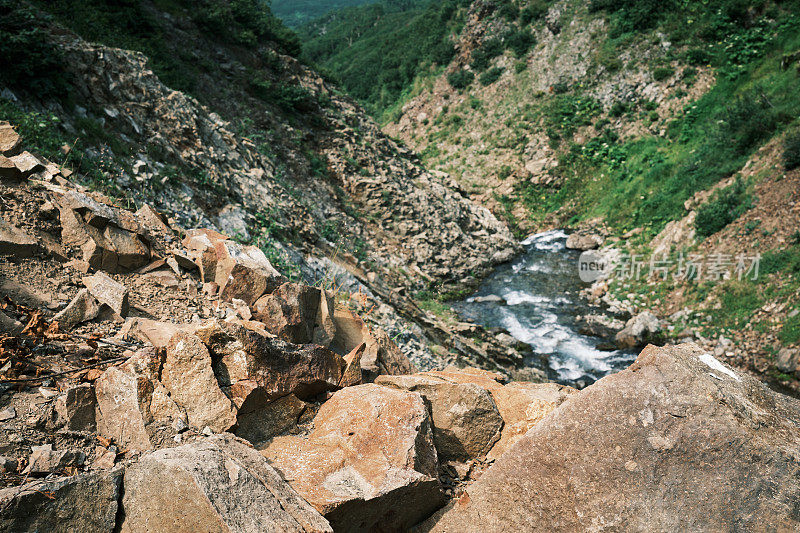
[122, 434, 332, 533]
[53, 289, 100, 330]
[0, 217, 39, 257]
[0, 155, 20, 180]
[328, 307, 415, 382]
[375, 372, 503, 461]
[252, 283, 330, 344]
[422, 344, 800, 532]
[117, 317, 186, 348]
[54, 383, 97, 432]
[216, 241, 283, 305]
[235, 393, 307, 447]
[162, 332, 237, 433]
[565, 233, 603, 250]
[9, 151, 44, 177]
[135, 203, 173, 235]
[0, 123, 21, 156]
[339, 342, 366, 387]
[0, 310, 23, 335]
[94, 349, 186, 451]
[262, 384, 444, 532]
[196, 320, 344, 406]
[83, 272, 129, 317]
[486, 382, 576, 460]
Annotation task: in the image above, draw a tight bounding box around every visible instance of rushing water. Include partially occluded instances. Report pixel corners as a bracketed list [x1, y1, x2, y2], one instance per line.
[453, 230, 636, 386]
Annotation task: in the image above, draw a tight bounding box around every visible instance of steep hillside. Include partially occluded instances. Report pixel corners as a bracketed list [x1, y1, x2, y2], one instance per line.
[273, 0, 377, 28]
[299, 0, 470, 116]
[295, 0, 800, 391]
[0, 0, 529, 375]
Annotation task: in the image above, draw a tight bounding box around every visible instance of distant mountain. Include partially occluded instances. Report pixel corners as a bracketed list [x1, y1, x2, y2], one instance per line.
[272, 0, 378, 27]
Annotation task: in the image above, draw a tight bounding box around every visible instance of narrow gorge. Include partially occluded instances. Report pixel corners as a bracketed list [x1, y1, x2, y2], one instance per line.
[1, 0, 800, 531]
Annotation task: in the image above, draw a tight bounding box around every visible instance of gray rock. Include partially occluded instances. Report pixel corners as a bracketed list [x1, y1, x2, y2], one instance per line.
[777, 347, 799, 374]
[0, 217, 39, 257]
[421, 344, 800, 532]
[615, 311, 662, 349]
[55, 384, 97, 431]
[24, 444, 86, 474]
[121, 433, 332, 532]
[0, 470, 122, 532]
[53, 289, 100, 331]
[82, 272, 129, 317]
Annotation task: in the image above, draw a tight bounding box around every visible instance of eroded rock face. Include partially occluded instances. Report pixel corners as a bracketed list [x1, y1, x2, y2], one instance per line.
[422, 344, 800, 532]
[196, 319, 344, 406]
[162, 332, 237, 433]
[121, 434, 332, 533]
[375, 372, 503, 461]
[262, 384, 445, 532]
[0, 469, 122, 533]
[94, 349, 187, 451]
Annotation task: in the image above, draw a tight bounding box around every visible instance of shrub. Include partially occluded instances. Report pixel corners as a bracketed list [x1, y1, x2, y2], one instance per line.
[479, 67, 505, 86]
[470, 38, 504, 71]
[0, 1, 66, 96]
[608, 101, 629, 117]
[652, 66, 675, 81]
[520, 1, 549, 24]
[781, 312, 800, 345]
[715, 92, 778, 157]
[448, 69, 475, 89]
[782, 131, 800, 171]
[686, 48, 712, 65]
[506, 29, 535, 57]
[497, 1, 520, 20]
[695, 177, 752, 237]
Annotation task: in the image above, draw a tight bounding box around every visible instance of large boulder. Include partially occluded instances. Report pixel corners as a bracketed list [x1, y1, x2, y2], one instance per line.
[181, 229, 283, 305]
[422, 344, 800, 532]
[0, 469, 122, 533]
[262, 384, 445, 532]
[121, 434, 332, 533]
[375, 372, 503, 461]
[565, 233, 603, 250]
[196, 319, 344, 406]
[615, 311, 662, 349]
[82, 272, 129, 317]
[58, 194, 151, 273]
[162, 331, 238, 433]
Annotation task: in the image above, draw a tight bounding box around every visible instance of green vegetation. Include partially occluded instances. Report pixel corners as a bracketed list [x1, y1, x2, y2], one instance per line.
[300, 0, 470, 117]
[448, 69, 475, 89]
[511, 1, 800, 236]
[695, 178, 752, 238]
[272, 0, 376, 28]
[479, 67, 505, 86]
[783, 130, 800, 170]
[27, 0, 299, 95]
[0, 1, 66, 96]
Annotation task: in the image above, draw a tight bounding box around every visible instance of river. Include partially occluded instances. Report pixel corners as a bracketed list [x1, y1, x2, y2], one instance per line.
[453, 230, 636, 387]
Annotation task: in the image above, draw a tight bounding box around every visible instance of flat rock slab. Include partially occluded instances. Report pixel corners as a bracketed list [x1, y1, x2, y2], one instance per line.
[0, 469, 122, 533]
[0, 217, 39, 257]
[83, 272, 129, 316]
[422, 343, 800, 532]
[121, 434, 332, 533]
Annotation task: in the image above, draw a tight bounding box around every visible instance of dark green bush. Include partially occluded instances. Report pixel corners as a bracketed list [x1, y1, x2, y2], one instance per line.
[506, 29, 535, 57]
[479, 67, 505, 86]
[609, 101, 629, 117]
[652, 66, 675, 81]
[497, 1, 520, 20]
[448, 69, 475, 89]
[470, 38, 504, 71]
[249, 76, 315, 112]
[0, 1, 66, 96]
[782, 131, 800, 171]
[589, 0, 675, 36]
[715, 92, 778, 157]
[520, 1, 549, 24]
[695, 177, 752, 237]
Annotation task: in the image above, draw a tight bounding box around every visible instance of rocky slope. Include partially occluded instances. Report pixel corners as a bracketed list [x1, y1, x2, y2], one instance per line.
[379, 0, 800, 393]
[0, 1, 534, 376]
